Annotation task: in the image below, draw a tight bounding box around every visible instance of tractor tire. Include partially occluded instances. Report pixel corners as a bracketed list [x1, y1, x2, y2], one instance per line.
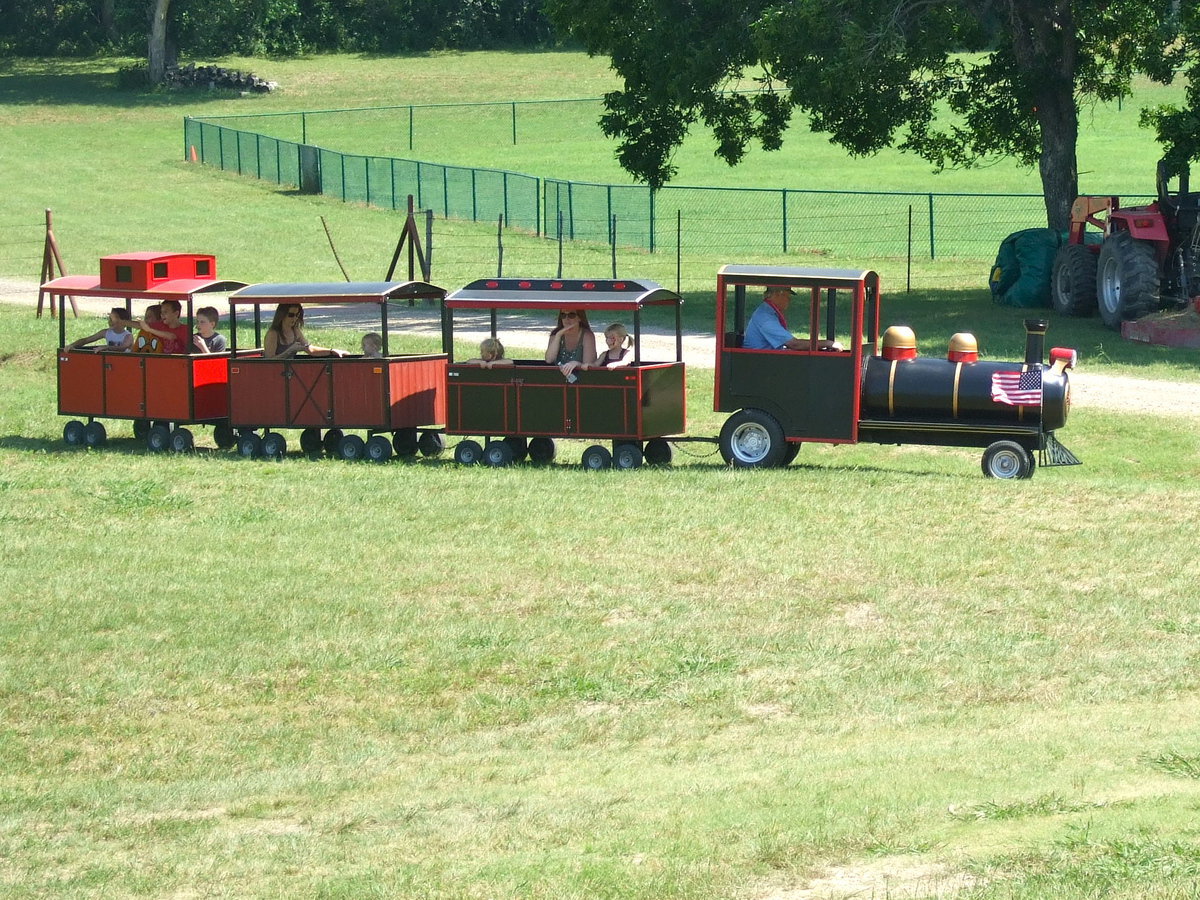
[1050, 244, 1098, 317]
[1097, 231, 1160, 328]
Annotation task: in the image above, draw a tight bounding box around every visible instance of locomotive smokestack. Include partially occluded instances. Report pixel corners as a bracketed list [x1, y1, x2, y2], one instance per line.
[1024, 319, 1048, 366]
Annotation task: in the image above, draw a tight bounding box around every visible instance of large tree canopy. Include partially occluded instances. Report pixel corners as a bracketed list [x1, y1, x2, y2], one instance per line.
[545, 0, 1194, 231]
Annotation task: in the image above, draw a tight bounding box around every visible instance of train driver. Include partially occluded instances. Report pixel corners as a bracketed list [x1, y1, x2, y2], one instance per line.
[744, 286, 841, 352]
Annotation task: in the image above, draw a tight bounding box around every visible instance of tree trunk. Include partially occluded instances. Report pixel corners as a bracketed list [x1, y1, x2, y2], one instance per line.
[101, 0, 117, 43]
[1006, 0, 1078, 231]
[148, 0, 171, 84]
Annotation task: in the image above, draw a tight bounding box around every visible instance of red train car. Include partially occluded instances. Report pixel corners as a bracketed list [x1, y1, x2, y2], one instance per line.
[226, 281, 448, 461]
[45, 252, 246, 450]
[442, 277, 686, 468]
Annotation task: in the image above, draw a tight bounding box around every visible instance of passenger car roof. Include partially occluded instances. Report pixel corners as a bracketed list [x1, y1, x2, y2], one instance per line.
[445, 278, 682, 310]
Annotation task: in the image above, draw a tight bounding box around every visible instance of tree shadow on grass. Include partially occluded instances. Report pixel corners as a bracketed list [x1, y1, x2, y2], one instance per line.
[0, 62, 261, 110]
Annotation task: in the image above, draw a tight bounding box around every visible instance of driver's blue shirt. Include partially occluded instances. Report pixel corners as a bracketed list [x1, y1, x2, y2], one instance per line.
[743, 301, 794, 349]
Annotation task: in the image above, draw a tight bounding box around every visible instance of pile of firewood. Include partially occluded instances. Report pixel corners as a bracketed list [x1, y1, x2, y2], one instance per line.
[165, 63, 277, 93]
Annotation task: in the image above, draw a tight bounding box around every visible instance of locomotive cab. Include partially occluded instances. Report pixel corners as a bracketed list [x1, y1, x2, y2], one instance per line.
[714, 265, 1080, 478]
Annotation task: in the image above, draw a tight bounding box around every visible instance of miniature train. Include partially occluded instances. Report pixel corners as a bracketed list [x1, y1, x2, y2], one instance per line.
[45, 254, 1080, 479]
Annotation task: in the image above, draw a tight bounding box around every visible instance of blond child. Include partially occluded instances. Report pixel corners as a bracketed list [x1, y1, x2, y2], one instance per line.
[466, 337, 514, 369]
[587, 323, 633, 369]
[361, 332, 384, 358]
[132, 304, 165, 353]
[68, 307, 133, 352]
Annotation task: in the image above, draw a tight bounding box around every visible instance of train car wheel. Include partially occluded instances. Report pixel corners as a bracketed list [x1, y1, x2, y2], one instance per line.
[644, 438, 673, 466]
[338, 434, 366, 461]
[719, 409, 787, 468]
[169, 428, 195, 454]
[392, 427, 419, 457]
[261, 431, 287, 460]
[237, 432, 262, 459]
[322, 429, 344, 456]
[504, 435, 529, 463]
[213, 421, 236, 450]
[527, 437, 556, 466]
[147, 424, 172, 453]
[484, 440, 515, 467]
[418, 430, 446, 458]
[84, 422, 107, 447]
[133, 418, 151, 441]
[299, 427, 323, 455]
[454, 439, 484, 465]
[581, 445, 612, 470]
[613, 442, 644, 470]
[781, 442, 802, 466]
[366, 434, 394, 463]
[63, 420, 86, 446]
[981, 440, 1034, 479]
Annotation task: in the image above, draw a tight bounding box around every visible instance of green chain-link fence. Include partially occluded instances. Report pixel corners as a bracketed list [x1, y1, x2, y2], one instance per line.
[185, 103, 1119, 271]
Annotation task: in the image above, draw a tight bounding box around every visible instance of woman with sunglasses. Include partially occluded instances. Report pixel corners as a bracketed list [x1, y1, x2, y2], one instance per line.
[264, 304, 346, 359]
[544, 308, 596, 379]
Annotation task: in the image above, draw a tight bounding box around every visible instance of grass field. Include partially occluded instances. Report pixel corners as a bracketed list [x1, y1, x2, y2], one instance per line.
[3, 51, 1200, 899]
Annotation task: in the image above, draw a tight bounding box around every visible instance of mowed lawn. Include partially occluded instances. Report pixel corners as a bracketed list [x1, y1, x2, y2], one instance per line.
[3, 52, 1200, 899]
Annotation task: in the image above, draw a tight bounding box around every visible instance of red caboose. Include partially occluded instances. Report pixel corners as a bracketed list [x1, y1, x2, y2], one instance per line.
[45, 252, 246, 450]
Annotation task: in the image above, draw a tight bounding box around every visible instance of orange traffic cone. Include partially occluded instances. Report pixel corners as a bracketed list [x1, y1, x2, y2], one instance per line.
[189, 145, 198, 162]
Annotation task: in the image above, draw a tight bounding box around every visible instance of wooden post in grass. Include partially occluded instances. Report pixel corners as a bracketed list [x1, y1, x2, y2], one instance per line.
[385, 195, 431, 291]
[37, 208, 74, 319]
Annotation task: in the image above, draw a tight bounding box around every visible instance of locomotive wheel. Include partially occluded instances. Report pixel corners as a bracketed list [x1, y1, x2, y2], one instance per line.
[719, 409, 787, 468]
[981, 440, 1035, 480]
[581, 444, 612, 470]
[484, 440, 515, 467]
[1097, 231, 1160, 328]
[63, 420, 86, 446]
[613, 442, 644, 470]
[147, 424, 172, 453]
[338, 434, 366, 461]
[1051, 243, 1099, 316]
[299, 427, 324, 455]
[454, 439, 484, 465]
[169, 427, 195, 453]
[504, 435, 529, 463]
[527, 437, 556, 466]
[418, 430, 446, 458]
[644, 438, 672, 466]
[132, 418, 151, 441]
[366, 434, 393, 463]
[237, 432, 262, 459]
[322, 428, 344, 456]
[84, 422, 107, 447]
[213, 421, 236, 450]
[392, 427, 419, 457]
[260, 431, 287, 460]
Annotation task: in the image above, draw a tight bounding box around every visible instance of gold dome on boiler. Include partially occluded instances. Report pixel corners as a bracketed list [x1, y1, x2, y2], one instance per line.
[881, 325, 917, 360]
[948, 332, 979, 362]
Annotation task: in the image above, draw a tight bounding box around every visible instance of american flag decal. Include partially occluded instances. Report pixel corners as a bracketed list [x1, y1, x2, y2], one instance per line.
[991, 368, 1042, 406]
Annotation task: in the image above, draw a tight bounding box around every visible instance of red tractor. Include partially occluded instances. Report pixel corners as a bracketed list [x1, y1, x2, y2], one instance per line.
[1051, 160, 1200, 328]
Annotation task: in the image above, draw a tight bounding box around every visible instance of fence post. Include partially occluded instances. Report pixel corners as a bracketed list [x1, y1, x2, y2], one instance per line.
[782, 189, 788, 253]
[557, 210, 564, 279]
[676, 209, 682, 295]
[416, 162, 423, 209]
[568, 182, 575, 240]
[302, 112, 307, 145]
[426, 208, 434, 271]
[611, 215, 617, 278]
[907, 204, 914, 293]
[390, 158, 397, 210]
[503, 172, 510, 229]
[607, 185, 613, 244]
[497, 215, 504, 277]
[649, 189, 656, 253]
[471, 170, 477, 221]
[928, 193, 935, 259]
[443, 167, 449, 217]
[536, 177, 542, 237]
[512, 102, 517, 145]
[408, 106, 414, 152]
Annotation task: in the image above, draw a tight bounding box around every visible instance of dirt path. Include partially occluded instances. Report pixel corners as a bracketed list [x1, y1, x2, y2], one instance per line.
[6, 276, 1195, 418]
